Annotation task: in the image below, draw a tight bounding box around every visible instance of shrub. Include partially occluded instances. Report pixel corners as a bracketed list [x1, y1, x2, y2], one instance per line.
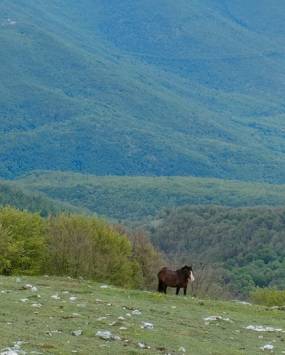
[250, 288, 285, 306]
[0, 207, 46, 275]
[46, 214, 142, 288]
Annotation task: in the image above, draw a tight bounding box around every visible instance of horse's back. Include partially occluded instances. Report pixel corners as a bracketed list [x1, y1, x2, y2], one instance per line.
[158, 267, 178, 285]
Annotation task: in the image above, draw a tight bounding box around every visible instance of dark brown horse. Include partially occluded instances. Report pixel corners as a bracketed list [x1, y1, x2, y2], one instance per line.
[157, 265, 194, 295]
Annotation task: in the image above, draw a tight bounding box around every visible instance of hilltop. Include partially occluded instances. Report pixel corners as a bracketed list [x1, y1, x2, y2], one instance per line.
[1, 275, 285, 354]
[1, 1, 285, 182]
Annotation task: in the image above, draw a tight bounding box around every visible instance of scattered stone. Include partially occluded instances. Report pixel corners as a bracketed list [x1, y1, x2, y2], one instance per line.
[178, 346, 186, 353]
[260, 344, 274, 351]
[100, 285, 109, 289]
[96, 317, 107, 321]
[204, 316, 231, 322]
[118, 316, 125, 321]
[31, 303, 42, 308]
[96, 330, 120, 341]
[246, 325, 284, 333]
[71, 330, 83, 337]
[138, 342, 150, 349]
[69, 296, 77, 302]
[141, 322, 154, 330]
[132, 310, 142, 316]
[20, 299, 29, 303]
[233, 300, 252, 306]
[51, 294, 61, 300]
[31, 287, 38, 292]
[0, 349, 18, 355]
[119, 327, 127, 331]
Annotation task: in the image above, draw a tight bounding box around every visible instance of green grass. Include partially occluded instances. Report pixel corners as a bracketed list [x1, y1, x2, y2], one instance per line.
[0, 275, 285, 354]
[15, 171, 285, 220]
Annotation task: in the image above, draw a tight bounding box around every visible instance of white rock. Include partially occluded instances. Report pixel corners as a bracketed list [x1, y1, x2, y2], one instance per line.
[204, 316, 231, 322]
[260, 344, 274, 351]
[31, 287, 38, 292]
[233, 300, 252, 305]
[132, 310, 142, 315]
[96, 330, 120, 341]
[179, 346, 186, 353]
[100, 285, 109, 289]
[69, 296, 77, 302]
[118, 316, 125, 321]
[31, 303, 42, 308]
[20, 298, 29, 303]
[0, 350, 18, 355]
[96, 317, 107, 321]
[71, 330, 83, 336]
[246, 325, 284, 333]
[138, 342, 151, 349]
[141, 322, 154, 330]
[51, 294, 60, 300]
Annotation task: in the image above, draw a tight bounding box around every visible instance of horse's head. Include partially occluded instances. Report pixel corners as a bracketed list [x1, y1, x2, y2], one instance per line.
[181, 265, 195, 282]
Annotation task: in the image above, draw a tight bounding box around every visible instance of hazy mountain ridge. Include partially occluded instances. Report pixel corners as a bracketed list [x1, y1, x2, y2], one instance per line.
[1, 0, 285, 181]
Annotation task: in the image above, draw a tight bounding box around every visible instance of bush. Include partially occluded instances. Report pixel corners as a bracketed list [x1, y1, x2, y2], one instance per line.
[45, 214, 142, 288]
[250, 288, 285, 306]
[0, 207, 46, 275]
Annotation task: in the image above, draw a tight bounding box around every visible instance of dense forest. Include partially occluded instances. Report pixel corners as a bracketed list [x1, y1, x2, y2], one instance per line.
[149, 206, 285, 297]
[0, 181, 78, 216]
[15, 171, 285, 220]
[1, 1, 285, 182]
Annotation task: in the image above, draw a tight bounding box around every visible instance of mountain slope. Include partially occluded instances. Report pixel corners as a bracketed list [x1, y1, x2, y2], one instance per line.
[16, 171, 285, 220]
[0, 180, 80, 216]
[1, 1, 285, 182]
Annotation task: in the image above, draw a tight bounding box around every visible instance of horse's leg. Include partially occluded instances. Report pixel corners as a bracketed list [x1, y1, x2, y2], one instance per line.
[164, 285, 167, 294]
[158, 280, 163, 292]
[176, 287, 180, 295]
[184, 286, 187, 296]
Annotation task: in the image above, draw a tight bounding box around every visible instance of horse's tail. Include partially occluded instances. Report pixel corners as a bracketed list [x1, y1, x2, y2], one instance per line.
[158, 279, 164, 292]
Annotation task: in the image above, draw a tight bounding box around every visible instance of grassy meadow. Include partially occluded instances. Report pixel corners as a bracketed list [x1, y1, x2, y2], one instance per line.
[1, 275, 285, 354]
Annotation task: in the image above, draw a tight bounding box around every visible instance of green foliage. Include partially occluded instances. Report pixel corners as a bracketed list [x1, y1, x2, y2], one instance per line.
[123, 229, 165, 289]
[149, 205, 285, 297]
[16, 171, 285, 220]
[46, 214, 142, 288]
[1, 1, 285, 182]
[250, 288, 285, 307]
[0, 207, 164, 289]
[0, 207, 46, 275]
[0, 181, 79, 216]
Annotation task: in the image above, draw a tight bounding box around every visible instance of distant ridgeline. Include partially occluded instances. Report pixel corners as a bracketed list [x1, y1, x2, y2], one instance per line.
[1, 1, 285, 182]
[14, 171, 285, 221]
[149, 206, 285, 297]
